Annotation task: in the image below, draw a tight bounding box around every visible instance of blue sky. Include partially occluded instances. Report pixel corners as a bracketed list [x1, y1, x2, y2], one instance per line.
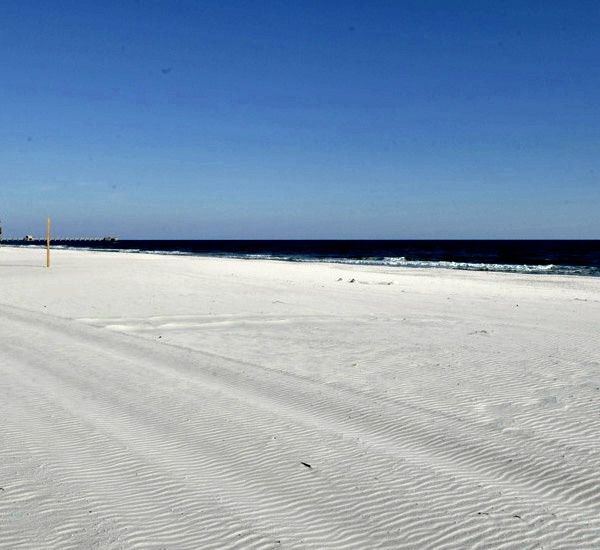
[1, 0, 598, 239]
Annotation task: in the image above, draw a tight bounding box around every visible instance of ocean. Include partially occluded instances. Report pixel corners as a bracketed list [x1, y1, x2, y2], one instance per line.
[4, 240, 600, 277]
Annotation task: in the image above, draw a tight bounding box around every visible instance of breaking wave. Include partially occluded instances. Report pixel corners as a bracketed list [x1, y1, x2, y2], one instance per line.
[219, 254, 597, 276]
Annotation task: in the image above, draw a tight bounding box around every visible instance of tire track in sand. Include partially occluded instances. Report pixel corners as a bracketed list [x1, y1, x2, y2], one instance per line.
[1, 304, 599, 549]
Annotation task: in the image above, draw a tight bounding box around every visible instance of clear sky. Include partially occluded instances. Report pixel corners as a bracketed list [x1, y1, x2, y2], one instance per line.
[1, 1, 598, 239]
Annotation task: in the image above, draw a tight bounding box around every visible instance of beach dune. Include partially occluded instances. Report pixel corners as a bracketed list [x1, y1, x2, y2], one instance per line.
[1, 246, 599, 549]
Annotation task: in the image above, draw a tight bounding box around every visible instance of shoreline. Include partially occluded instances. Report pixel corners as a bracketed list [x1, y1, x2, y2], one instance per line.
[2, 243, 599, 280]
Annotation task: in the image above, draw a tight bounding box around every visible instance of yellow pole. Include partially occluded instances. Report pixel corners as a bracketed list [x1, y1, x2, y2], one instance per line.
[46, 217, 51, 268]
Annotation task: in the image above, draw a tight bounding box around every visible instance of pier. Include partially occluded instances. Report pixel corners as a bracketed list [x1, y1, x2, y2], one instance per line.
[3, 237, 119, 244]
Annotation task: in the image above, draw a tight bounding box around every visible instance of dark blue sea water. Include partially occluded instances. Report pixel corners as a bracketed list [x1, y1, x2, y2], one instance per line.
[5, 240, 600, 277]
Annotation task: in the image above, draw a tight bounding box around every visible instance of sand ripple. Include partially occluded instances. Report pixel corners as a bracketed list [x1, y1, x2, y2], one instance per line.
[1, 303, 599, 549]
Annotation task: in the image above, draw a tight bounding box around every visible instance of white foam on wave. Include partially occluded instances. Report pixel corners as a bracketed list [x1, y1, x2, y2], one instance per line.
[342, 256, 558, 273]
[229, 254, 574, 275]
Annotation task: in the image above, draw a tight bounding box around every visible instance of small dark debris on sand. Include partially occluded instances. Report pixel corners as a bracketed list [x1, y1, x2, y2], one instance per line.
[349, 278, 356, 283]
[300, 462, 312, 469]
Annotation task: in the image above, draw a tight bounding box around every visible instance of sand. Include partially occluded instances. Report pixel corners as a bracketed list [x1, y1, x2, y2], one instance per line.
[1, 246, 599, 549]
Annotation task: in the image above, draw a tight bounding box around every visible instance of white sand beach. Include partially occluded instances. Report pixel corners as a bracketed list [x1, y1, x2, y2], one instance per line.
[1, 246, 599, 549]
